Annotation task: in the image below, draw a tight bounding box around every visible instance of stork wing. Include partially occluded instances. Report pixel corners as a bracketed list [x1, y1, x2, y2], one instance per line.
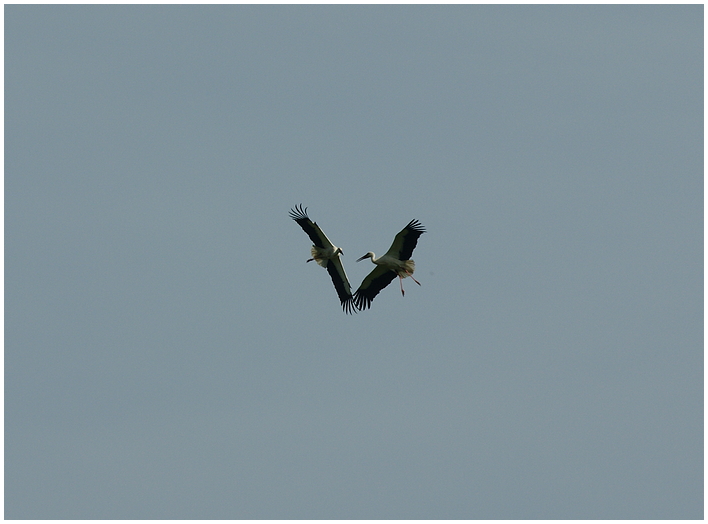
[326, 256, 355, 314]
[289, 204, 336, 249]
[352, 265, 397, 311]
[384, 219, 426, 261]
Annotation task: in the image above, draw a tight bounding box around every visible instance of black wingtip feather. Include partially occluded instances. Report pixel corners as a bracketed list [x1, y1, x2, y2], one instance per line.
[352, 270, 397, 311]
[289, 203, 309, 222]
[352, 292, 372, 311]
[405, 219, 426, 234]
[342, 297, 357, 314]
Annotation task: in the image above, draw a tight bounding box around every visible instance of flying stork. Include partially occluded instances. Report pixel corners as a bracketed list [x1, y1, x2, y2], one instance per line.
[352, 219, 425, 311]
[289, 204, 355, 314]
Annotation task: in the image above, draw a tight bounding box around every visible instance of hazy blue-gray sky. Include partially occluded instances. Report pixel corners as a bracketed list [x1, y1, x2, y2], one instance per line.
[5, 5, 703, 519]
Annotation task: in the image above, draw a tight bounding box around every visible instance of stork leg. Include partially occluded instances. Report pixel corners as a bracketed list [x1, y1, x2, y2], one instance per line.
[406, 271, 421, 286]
[398, 274, 405, 296]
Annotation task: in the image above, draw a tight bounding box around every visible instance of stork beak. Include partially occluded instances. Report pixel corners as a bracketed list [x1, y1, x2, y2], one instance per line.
[356, 254, 368, 262]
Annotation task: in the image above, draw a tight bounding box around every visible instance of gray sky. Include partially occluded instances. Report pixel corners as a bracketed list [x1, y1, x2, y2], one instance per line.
[5, 5, 703, 519]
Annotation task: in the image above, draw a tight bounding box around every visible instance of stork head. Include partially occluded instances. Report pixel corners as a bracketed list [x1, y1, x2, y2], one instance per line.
[356, 252, 374, 262]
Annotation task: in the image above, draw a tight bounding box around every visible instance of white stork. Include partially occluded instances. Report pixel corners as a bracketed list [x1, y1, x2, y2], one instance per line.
[352, 219, 425, 311]
[289, 204, 355, 314]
